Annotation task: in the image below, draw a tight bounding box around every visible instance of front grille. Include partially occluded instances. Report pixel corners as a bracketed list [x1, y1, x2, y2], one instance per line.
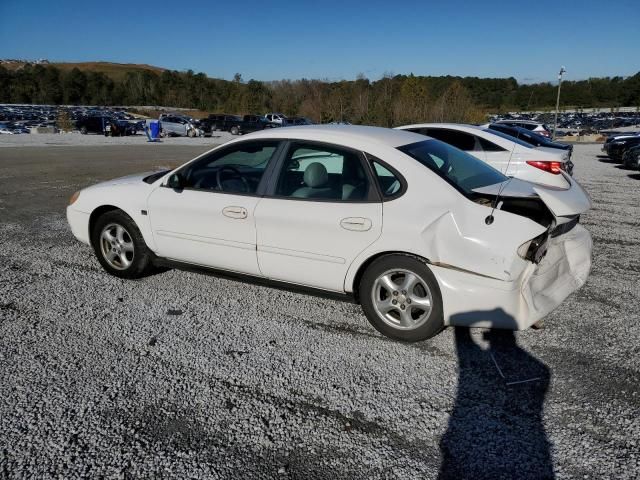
[551, 216, 579, 238]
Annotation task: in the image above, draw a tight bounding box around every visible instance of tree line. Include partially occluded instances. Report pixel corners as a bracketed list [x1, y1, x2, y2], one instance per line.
[1, 63, 639, 125]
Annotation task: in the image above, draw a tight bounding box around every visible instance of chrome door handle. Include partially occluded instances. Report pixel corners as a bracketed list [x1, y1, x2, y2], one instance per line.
[340, 217, 372, 231]
[222, 206, 248, 219]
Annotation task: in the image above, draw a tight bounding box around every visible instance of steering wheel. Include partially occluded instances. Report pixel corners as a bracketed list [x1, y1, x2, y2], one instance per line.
[216, 166, 250, 192]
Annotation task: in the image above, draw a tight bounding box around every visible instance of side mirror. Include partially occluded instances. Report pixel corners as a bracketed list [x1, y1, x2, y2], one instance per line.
[167, 173, 185, 190]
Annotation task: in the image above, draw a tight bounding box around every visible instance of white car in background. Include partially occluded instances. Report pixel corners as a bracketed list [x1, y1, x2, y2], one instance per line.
[67, 126, 592, 342]
[396, 123, 572, 189]
[159, 115, 202, 137]
[264, 113, 287, 125]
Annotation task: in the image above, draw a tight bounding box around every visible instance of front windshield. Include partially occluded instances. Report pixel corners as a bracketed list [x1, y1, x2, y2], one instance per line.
[398, 139, 507, 196]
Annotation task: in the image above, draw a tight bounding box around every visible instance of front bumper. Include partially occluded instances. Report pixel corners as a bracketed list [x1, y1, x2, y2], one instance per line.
[435, 224, 592, 330]
[67, 206, 91, 245]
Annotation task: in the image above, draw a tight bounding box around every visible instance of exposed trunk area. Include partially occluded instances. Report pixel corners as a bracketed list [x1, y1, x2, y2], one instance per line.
[473, 194, 555, 228]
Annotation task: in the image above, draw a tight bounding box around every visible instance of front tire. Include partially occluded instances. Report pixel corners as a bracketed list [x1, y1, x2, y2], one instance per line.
[359, 254, 444, 342]
[91, 210, 153, 279]
[230, 126, 240, 135]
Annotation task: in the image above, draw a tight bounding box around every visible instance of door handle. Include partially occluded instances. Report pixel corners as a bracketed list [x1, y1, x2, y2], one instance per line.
[340, 217, 372, 232]
[222, 206, 248, 219]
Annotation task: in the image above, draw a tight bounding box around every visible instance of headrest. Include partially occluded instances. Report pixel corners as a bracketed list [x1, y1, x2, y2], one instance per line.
[304, 162, 329, 188]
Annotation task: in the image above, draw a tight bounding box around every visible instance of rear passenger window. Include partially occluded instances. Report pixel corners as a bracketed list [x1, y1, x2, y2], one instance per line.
[425, 129, 476, 151]
[370, 160, 403, 198]
[275, 143, 370, 201]
[478, 137, 506, 152]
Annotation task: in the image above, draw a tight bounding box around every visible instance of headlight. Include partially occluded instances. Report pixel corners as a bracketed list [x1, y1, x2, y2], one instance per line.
[69, 190, 81, 205]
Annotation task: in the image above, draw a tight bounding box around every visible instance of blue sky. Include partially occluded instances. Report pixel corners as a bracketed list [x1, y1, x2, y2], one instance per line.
[1, 0, 638, 83]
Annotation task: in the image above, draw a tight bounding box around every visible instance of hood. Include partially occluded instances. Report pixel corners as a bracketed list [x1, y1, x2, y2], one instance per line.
[607, 134, 639, 143]
[473, 176, 591, 219]
[92, 171, 157, 188]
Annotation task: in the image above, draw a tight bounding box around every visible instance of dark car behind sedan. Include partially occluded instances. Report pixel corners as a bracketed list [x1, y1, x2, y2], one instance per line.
[604, 135, 640, 162]
[283, 117, 314, 126]
[488, 123, 572, 153]
[201, 114, 243, 135]
[76, 115, 131, 136]
[622, 145, 640, 170]
[234, 115, 272, 135]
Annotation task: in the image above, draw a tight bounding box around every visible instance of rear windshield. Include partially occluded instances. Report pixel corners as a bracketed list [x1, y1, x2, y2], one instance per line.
[398, 139, 507, 196]
[490, 125, 541, 145]
[483, 128, 534, 147]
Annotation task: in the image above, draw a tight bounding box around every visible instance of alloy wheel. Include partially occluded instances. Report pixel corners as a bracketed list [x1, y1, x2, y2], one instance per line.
[371, 268, 433, 330]
[99, 223, 134, 270]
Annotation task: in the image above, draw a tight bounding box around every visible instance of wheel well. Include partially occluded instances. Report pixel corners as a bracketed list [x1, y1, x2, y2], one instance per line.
[351, 251, 430, 303]
[88, 205, 121, 245]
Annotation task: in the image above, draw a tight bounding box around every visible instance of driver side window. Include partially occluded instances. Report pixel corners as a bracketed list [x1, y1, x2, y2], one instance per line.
[179, 141, 279, 194]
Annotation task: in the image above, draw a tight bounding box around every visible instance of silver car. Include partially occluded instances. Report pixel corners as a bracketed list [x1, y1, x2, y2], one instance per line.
[159, 115, 201, 137]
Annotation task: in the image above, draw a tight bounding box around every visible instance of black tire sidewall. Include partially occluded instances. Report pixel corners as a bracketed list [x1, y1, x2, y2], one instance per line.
[91, 210, 152, 279]
[359, 254, 444, 342]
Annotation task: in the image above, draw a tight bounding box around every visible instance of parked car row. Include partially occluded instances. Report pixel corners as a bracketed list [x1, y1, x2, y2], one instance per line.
[0, 104, 146, 133]
[0, 121, 31, 134]
[166, 112, 315, 138]
[490, 111, 640, 135]
[601, 132, 640, 170]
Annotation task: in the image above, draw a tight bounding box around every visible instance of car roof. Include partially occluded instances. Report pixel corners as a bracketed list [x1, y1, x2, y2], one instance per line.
[396, 123, 486, 134]
[242, 124, 427, 148]
[496, 119, 541, 125]
[491, 123, 540, 134]
[396, 122, 540, 149]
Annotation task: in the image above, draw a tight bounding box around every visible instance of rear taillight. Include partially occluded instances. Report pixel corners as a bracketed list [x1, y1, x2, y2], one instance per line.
[540, 131, 551, 138]
[526, 160, 564, 175]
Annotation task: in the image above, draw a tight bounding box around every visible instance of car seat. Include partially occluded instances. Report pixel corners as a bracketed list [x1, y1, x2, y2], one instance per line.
[291, 162, 334, 199]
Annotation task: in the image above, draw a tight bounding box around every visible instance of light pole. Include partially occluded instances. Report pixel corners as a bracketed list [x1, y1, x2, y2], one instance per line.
[553, 66, 566, 140]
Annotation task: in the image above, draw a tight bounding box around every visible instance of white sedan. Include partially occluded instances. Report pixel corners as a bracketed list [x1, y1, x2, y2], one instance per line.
[396, 123, 572, 188]
[67, 125, 593, 342]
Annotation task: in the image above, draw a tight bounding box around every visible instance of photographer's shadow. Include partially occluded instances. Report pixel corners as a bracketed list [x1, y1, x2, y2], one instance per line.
[438, 309, 554, 479]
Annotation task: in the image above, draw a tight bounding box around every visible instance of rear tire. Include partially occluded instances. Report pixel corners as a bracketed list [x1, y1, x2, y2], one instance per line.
[359, 254, 444, 342]
[91, 210, 154, 279]
[80, 127, 87, 135]
[230, 126, 240, 135]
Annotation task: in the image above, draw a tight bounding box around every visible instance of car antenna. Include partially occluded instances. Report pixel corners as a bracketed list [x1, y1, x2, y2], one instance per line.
[485, 90, 535, 225]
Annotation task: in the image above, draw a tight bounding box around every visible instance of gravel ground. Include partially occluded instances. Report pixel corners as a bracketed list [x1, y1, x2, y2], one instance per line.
[0, 131, 234, 148]
[0, 144, 638, 479]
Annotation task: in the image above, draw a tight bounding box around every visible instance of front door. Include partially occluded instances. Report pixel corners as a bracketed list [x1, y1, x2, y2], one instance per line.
[255, 141, 382, 292]
[147, 140, 281, 275]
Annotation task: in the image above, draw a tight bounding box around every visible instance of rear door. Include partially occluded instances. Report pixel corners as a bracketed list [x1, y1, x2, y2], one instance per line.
[254, 141, 382, 292]
[162, 116, 175, 135]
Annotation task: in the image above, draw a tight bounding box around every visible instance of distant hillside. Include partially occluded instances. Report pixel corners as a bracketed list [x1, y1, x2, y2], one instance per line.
[1, 59, 638, 124]
[0, 60, 165, 81]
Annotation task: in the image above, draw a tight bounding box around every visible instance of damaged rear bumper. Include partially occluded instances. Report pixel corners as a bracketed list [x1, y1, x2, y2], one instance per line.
[435, 224, 592, 330]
